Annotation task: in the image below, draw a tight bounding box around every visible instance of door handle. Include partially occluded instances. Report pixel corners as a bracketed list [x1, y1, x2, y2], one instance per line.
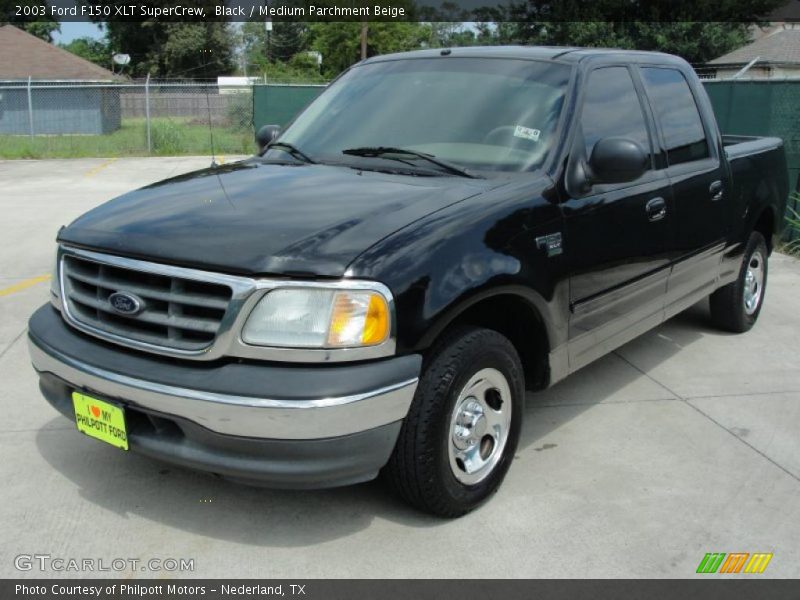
[646, 197, 667, 222]
[709, 180, 724, 201]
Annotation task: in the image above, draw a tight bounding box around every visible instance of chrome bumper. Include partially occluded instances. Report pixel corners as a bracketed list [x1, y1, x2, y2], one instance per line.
[29, 336, 418, 441]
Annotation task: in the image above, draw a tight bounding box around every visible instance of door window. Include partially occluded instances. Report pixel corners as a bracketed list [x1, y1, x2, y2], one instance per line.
[641, 68, 710, 166]
[580, 67, 652, 164]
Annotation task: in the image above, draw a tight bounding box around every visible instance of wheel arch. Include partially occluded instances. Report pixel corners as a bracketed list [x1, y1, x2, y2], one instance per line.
[418, 287, 555, 391]
[753, 204, 776, 253]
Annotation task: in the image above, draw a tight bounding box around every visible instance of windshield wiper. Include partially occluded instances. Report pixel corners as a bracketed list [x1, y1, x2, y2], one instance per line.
[341, 146, 478, 178]
[265, 142, 316, 164]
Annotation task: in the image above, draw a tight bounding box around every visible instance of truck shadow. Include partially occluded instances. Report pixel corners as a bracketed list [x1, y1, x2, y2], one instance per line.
[34, 301, 723, 547]
[518, 300, 720, 451]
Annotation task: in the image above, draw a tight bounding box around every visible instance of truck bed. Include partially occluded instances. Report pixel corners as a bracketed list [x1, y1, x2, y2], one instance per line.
[720, 134, 788, 248]
[722, 134, 784, 160]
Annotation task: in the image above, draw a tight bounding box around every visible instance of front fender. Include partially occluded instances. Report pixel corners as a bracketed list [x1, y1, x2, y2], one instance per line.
[416, 282, 564, 354]
[346, 177, 569, 355]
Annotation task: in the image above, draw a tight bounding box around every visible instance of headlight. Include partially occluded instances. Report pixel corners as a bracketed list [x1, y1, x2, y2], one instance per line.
[242, 287, 391, 349]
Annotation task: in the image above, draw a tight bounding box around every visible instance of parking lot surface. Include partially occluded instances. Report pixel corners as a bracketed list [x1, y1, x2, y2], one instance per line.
[1, 157, 798, 578]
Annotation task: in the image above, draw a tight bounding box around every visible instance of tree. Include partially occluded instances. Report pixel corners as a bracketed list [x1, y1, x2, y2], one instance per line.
[1, 0, 59, 41]
[486, 0, 790, 64]
[242, 21, 310, 70]
[241, 21, 269, 71]
[103, 21, 236, 78]
[59, 36, 111, 69]
[84, 0, 236, 78]
[418, 1, 491, 48]
[422, 22, 497, 49]
[239, 21, 320, 81]
[270, 22, 308, 62]
[491, 21, 752, 65]
[160, 22, 236, 78]
[309, 22, 428, 78]
[489, 0, 788, 23]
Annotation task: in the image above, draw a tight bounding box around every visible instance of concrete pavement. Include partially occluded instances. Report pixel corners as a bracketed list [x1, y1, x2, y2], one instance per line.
[0, 157, 798, 578]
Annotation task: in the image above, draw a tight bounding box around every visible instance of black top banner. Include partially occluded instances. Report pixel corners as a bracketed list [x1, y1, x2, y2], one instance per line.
[6, 0, 800, 22]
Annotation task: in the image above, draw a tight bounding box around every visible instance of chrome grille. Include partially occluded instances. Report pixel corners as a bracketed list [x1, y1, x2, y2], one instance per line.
[62, 254, 233, 351]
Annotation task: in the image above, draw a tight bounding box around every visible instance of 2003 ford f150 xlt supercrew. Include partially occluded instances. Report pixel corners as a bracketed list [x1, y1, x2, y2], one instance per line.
[28, 47, 788, 516]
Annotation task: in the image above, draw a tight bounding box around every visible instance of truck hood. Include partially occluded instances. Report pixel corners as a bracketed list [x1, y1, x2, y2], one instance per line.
[59, 159, 497, 277]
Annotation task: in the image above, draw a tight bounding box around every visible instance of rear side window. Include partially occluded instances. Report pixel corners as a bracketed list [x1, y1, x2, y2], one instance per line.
[580, 66, 651, 164]
[641, 68, 710, 166]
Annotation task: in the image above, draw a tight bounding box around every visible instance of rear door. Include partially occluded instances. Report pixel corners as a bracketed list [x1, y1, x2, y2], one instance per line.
[563, 65, 674, 370]
[638, 66, 729, 317]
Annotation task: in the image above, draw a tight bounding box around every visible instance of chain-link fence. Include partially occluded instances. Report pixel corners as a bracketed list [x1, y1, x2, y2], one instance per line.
[3, 75, 799, 237]
[0, 79, 326, 159]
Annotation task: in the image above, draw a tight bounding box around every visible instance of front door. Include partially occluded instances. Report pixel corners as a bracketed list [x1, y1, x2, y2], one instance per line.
[562, 65, 674, 371]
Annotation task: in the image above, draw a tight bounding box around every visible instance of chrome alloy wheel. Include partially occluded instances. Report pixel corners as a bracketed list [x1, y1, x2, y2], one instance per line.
[447, 368, 512, 485]
[743, 250, 765, 315]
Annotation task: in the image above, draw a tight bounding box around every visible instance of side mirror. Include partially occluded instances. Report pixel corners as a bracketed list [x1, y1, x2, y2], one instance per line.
[587, 137, 648, 185]
[256, 124, 281, 153]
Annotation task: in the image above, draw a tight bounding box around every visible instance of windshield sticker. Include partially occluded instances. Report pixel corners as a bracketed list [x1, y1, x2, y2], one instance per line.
[513, 126, 541, 142]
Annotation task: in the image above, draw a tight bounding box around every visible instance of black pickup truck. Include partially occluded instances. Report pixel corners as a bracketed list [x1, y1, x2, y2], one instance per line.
[28, 47, 787, 517]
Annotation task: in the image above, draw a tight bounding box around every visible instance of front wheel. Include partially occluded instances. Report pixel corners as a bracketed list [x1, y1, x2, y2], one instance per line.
[709, 231, 769, 333]
[385, 327, 524, 517]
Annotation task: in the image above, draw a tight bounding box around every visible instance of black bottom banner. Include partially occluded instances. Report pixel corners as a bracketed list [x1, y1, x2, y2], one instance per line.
[3, 579, 799, 600]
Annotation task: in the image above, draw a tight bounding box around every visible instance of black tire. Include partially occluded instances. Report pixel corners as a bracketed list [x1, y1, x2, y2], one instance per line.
[709, 231, 769, 333]
[385, 326, 524, 517]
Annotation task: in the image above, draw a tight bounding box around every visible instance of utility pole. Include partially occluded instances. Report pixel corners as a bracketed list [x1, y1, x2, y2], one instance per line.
[241, 26, 248, 77]
[266, 19, 273, 63]
[262, 0, 273, 63]
[360, 21, 368, 60]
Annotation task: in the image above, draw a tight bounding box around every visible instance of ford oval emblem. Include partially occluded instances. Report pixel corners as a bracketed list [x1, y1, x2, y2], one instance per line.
[108, 291, 143, 315]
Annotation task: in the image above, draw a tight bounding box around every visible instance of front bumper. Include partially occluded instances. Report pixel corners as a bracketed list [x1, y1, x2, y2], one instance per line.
[28, 305, 421, 488]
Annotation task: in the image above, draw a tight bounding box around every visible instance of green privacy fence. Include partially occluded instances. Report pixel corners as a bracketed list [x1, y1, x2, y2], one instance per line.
[703, 80, 800, 189]
[253, 79, 799, 184]
[250, 79, 798, 233]
[252, 83, 326, 130]
[252, 79, 799, 183]
[703, 79, 800, 240]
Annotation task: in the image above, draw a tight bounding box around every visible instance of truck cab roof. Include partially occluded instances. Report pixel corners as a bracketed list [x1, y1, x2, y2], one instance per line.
[361, 45, 689, 68]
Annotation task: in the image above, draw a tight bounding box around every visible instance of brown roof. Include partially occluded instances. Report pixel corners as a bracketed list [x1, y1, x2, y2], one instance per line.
[710, 28, 800, 65]
[0, 24, 116, 81]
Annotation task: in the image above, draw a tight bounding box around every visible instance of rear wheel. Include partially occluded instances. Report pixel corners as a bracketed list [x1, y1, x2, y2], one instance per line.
[709, 231, 768, 333]
[386, 327, 524, 517]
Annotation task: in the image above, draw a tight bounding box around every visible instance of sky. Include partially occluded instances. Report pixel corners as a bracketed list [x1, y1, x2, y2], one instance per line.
[51, 22, 105, 44]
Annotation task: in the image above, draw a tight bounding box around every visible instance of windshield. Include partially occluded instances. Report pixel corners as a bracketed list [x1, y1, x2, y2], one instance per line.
[275, 57, 572, 173]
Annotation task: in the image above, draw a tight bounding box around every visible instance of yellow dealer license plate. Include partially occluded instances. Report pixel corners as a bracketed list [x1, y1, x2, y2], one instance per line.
[72, 392, 128, 450]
